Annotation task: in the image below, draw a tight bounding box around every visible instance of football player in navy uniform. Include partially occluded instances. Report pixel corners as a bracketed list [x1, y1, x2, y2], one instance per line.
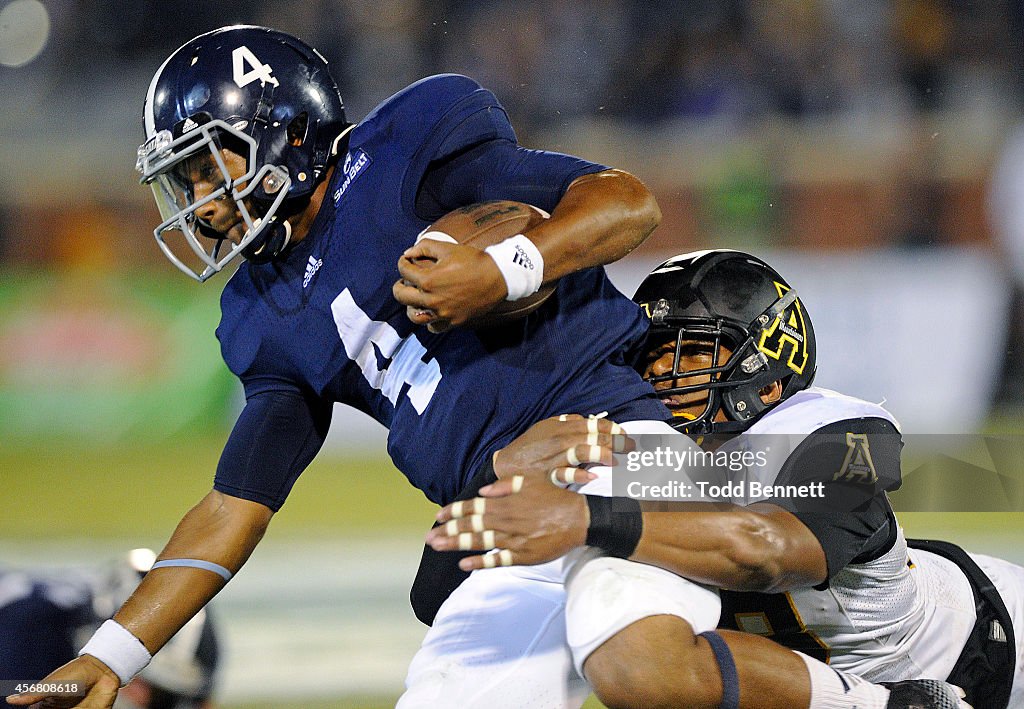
[429, 250, 1021, 708]
[1, 550, 218, 709]
[8, 23, 670, 709]
[8, 27, 974, 709]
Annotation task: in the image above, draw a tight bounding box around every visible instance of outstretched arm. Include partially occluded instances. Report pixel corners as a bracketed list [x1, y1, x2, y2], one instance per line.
[7, 491, 272, 708]
[9, 388, 329, 709]
[115, 490, 272, 652]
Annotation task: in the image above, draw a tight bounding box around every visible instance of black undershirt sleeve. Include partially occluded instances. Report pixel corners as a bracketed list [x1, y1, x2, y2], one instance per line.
[409, 455, 499, 626]
[213, 389, 333, 512]
[771, 417, 902, 586]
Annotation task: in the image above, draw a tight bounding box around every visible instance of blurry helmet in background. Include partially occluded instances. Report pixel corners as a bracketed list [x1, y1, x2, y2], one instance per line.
[127, 609, 219, 709]
[633, 249, 817, 434]
[136, 25, 349, 281]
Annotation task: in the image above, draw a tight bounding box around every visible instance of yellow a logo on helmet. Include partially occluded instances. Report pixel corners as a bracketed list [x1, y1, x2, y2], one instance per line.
[757, 282, 809, 375]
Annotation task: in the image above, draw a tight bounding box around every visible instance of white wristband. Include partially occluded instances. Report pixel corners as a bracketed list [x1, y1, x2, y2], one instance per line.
[484, 234, 544, 301]
[79, 619, 152, 686]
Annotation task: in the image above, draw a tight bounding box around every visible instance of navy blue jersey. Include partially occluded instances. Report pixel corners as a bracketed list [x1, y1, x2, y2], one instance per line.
[216, 75, 668, 506]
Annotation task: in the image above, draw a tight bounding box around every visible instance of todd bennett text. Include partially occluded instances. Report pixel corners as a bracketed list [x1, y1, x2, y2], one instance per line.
[625, 480, 827, 501]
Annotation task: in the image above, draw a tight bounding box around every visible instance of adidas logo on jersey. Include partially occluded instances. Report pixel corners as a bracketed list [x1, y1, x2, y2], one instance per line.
[512, 245, 535, 271]
[303, 256, 323, 288]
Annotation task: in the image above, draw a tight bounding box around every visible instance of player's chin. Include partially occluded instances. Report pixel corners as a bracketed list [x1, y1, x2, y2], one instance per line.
[660, 395, 708, 417]
[227, 222, 254, 246]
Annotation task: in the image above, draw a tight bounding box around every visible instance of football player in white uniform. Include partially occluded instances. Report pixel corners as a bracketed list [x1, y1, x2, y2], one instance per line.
[427, 250, 1021, 708]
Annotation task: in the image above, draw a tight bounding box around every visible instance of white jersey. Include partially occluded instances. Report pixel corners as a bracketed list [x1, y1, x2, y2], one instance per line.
[720, 387, 978, 681]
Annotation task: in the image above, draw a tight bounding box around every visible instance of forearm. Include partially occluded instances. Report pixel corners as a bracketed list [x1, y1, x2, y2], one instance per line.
[631, 503, 826, 593]
[114, 489, 272, 653]
[526, 169, 660, 282]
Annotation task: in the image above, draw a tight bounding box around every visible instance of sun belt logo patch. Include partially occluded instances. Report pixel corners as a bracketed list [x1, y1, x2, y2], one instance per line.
[333, 149, 371, 205]
[756, 282, 809, 375]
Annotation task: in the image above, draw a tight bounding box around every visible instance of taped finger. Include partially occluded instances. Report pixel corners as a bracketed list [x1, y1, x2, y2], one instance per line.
[482, 530, 496, 549]
[448, 515, 485, 534]
[450, 498, 486, 519]
[571, 444, 604, 465]
[549, 467, 579, 487]
[482, 549, 514, 569]
[511, 475, 525, 493]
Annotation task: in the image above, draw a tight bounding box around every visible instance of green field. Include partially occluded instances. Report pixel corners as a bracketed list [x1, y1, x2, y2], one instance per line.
[4, 434, 1022, 543]
[0, 435, 436, 542]
[4, 436, 1022, 709]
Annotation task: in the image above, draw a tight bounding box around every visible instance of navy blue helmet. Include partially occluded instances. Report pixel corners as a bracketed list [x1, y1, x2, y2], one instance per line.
[633, 250, 817, 433]
[136, 25, 350, 281]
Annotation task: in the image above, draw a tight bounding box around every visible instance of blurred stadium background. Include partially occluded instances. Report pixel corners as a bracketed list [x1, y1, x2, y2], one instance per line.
[2, 1, 1024, 707]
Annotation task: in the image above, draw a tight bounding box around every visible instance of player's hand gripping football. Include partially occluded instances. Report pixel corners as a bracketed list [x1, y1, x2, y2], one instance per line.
[394, 239, 507, 333]
[6, 655, 120, 708]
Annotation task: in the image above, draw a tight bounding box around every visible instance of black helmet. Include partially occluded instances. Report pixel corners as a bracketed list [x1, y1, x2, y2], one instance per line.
[136, 25, 350, 281]
[633, 250, 816, 433]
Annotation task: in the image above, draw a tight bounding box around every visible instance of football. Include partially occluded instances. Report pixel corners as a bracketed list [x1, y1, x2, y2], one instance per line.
[419, 200, 555, 327]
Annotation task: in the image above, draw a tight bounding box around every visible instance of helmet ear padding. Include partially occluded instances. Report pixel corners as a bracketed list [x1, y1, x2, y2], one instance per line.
[242, 219, 291, 264]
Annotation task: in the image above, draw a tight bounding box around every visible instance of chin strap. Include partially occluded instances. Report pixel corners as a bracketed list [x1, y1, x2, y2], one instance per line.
[242, 218, 292, 264]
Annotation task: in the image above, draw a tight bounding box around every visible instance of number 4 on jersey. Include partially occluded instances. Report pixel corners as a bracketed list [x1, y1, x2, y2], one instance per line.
[331, 289, 441, 414]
